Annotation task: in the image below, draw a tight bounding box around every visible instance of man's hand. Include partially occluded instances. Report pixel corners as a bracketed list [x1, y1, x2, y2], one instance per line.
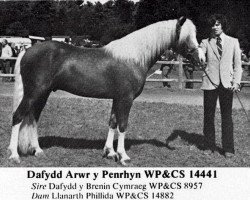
[229, 83, 241, 92]
[198, 48, 206, 64]
[188, 48, 206, 66]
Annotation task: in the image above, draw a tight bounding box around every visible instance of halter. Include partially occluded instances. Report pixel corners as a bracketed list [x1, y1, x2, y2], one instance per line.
[174, 21, 182, 46]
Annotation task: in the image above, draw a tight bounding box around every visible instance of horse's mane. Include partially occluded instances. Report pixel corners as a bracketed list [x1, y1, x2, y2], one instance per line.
[104, 18, 197, 66]
[178, 19, 198, 49]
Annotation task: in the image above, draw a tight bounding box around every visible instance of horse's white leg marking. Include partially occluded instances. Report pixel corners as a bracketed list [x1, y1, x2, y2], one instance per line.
[103, 128, 116, 158]
[117, 130, 130, 164]
[8, 121, 22, 163]
[30, 121, 43, 157]
[17, 118, 43, 157]
[18, 119, 31, 155]
[9, 51, 25, 163]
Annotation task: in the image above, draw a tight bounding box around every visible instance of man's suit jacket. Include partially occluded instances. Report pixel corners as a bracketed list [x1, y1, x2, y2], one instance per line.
[199, 34, 242, 90]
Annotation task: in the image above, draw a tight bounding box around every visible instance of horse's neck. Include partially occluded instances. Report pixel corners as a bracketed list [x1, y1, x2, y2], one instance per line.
[145, 46, 171, 70]
[133, 22, 177, 70]
[104, 20, 177, 71]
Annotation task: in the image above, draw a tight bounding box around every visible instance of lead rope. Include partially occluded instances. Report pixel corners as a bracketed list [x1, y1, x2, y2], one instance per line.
[235, 92, 250, 122]
[199, 63, 249, 122]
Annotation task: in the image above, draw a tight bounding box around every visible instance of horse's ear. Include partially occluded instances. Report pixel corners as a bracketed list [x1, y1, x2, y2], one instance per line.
[178, 16, 187, 27]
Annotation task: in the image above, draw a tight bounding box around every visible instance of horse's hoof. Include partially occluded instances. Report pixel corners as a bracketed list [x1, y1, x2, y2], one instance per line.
[103, 147, 109, 157]
[35, 150, 46, 158]
[106, 153, 117, 160]
[9, 155, 21, 164]
[119, 159, 132, 166]
[116, 152, 131, 166]
[166, 143, 176, 150]
[103, 147, 116, 160]
[7, 148, 21, 163]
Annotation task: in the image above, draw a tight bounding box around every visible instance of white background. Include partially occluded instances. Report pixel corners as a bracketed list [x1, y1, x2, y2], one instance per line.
[0, 168, 249, 200]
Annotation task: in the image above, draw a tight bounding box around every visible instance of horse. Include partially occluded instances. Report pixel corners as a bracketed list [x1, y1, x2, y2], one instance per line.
[8, 17, 205, 165]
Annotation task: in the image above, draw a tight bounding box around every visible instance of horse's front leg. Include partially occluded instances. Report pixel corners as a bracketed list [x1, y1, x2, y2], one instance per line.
[115, 97, 133, 165]
[103, 105, 117, 159]
[103, 128, 117, 159]
[117, 130, 131, 165]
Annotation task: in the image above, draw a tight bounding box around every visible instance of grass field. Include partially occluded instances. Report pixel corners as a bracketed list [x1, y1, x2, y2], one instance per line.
[0, 95, 249, 167]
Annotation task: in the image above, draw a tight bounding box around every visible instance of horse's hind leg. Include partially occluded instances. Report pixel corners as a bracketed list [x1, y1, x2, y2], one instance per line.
[23, 116, 43, 157]
[9, 119, 22, 163]
[26, 93, 50, 157]
[9, 92, 50, 162]
[9, 97, 33, 162]
[103, 103, 117, 159]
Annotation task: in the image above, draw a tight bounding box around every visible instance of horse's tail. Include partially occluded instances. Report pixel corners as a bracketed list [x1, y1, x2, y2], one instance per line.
[12, 50, 33, 154]
[13, 50, 25, 112]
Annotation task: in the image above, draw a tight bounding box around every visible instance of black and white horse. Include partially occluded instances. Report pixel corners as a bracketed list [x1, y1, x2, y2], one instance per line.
[8, 17, 204, 165]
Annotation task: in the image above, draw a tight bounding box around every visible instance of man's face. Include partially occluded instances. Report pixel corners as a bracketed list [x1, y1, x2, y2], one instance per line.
[211, 20, 223, 36]
[2, 40, 7, 46]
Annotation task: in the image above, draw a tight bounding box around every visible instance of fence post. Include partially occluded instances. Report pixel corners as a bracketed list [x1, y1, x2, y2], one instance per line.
[178, 55, 183, 89]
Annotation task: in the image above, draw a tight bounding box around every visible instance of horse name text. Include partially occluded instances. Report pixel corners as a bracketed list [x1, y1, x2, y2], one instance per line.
[28, 170, 62, 180]
[102, 170, 141, 180]
[65, 171, 92, 179]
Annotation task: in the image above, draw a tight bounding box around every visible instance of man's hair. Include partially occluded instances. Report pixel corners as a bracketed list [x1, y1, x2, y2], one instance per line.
[208, 14, 228, 32]
[2, 39, 8, 45]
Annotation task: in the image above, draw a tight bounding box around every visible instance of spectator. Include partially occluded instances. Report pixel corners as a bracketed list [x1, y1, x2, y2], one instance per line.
[183, 58, 195, 89]
[19, 43, 26, 52]
[0, 42, 3, 73]
[1, 39, 13, 82]
[241, 48, 248, 62]
[10, 43, 18, 81]
[248, 50, 250, 76]
[160, 49, 177, 87]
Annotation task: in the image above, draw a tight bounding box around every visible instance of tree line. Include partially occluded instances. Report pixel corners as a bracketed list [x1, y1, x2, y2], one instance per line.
[0, 0, 249, 52]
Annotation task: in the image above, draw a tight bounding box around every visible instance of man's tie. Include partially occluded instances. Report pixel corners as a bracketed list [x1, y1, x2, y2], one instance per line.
[216, 37, 222, 58]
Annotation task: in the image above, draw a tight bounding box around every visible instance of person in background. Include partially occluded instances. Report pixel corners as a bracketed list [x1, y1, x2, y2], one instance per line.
[0, 42, 3, 73]
[160, 49, 177, 88]
[241, 49, 248, 62]
[241, 49, 249, 76]
[1, 39, 13, 82]
[247, 50, 250, 76]
[64, 37, 71, 44]
[19, 43, 26, 52]
[199, 14, 242, 158]
[10, 43, 18, 81]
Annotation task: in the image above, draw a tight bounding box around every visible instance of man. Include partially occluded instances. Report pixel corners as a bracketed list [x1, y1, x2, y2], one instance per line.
[160, 49, 177, 88]
[1, 39, 13, 81]
[0, 42, 2, 72]
[199, 14, 242, 158]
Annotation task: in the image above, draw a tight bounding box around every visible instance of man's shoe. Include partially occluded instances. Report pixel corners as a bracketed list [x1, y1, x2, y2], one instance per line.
[203, 149, 215, 156]
[224, 152, 235, 159]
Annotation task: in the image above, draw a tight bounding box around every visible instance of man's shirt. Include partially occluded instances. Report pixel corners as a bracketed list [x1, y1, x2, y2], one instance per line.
[1, 45, 13, 58]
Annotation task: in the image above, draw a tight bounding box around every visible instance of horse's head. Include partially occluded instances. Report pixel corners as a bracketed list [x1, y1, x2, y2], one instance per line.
[173, 17, 205, 64]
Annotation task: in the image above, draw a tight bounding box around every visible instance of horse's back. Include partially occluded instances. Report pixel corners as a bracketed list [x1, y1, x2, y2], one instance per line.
[20, 41, 145, 99]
